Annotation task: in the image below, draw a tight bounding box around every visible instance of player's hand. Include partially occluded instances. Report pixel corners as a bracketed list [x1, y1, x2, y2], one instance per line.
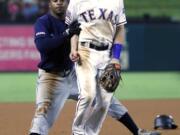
[69, 20, 81, 35]
[64, 20, 81, 37]
[110, 58, 121, 70]
[69, 51, 80, 62]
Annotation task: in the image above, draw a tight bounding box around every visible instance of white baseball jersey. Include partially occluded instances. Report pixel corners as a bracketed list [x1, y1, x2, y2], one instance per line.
[66, 1, 127, 134]
[66, 0, 126, 44]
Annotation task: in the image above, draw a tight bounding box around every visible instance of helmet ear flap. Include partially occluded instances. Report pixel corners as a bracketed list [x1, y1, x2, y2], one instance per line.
[154, 114, 178, 129]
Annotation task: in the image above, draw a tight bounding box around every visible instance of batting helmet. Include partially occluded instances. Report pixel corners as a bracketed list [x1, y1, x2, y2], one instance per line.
[154, 114, 178, 129]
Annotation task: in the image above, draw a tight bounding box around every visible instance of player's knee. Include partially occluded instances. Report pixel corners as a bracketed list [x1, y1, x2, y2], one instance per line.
[35, 101, 51, 116]
[80, 95, 94, 105]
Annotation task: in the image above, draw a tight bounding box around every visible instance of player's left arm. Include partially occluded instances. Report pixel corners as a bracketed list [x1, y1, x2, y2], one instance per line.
[110, 25, 125, 69]
[99, 26, 125, 92]
[111, 0, 126, 67]
[99, 25, 125, 92]
[114, 25, 125, 45]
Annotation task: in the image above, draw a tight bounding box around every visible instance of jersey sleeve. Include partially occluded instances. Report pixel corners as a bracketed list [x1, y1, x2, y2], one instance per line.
[34, 18, 49, 39]
[34, 17, 67, 53]
[116, 0, 127, 26]
[65, 0, 77, 25]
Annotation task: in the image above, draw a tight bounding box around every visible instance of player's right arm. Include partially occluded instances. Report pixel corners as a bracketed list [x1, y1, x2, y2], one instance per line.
[34, 17, 67, 53]
[69, 35, 79, 62]
[65, 0, 80, 62]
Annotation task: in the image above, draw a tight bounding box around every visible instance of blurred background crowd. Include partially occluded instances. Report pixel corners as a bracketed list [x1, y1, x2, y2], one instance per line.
[0, 0, 180, 24]
[0, 0, 48, 23]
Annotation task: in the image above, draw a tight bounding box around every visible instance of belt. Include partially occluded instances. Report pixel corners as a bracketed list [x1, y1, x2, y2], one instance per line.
[81, 42, 109, 51]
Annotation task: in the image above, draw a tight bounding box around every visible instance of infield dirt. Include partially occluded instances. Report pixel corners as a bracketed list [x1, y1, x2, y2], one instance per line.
[0, 100, 179, 135]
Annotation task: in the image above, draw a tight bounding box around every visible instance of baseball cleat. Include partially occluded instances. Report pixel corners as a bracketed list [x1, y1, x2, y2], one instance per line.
[138, 129, 161, 135]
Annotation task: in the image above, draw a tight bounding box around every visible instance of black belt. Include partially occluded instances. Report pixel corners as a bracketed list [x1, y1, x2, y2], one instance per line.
[81, 42, 109, 51]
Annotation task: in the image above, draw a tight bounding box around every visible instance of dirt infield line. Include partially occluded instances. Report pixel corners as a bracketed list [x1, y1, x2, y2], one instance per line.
[0, 99, 179, 135]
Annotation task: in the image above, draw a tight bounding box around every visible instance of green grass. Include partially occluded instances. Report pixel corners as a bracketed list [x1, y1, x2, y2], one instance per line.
[0, 73, 37, 102]
[115, 72, 180, 100]
[0, 72, 180, 102]
[125, 0, 180, 21]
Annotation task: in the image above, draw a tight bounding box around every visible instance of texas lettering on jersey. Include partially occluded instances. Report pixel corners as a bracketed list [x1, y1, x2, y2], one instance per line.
[66, 0, 126, 44]
[66, 0, 126, 26]
[80, 8, 119, 24]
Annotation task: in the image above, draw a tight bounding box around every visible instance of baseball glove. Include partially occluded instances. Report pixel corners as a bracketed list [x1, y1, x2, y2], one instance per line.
[99, 63, 121, 92]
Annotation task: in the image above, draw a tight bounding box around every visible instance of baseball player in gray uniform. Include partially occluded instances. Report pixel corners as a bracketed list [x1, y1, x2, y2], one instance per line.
[29, 0, 160, 135]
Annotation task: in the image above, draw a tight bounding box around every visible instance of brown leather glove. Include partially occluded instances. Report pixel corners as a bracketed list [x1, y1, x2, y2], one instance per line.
[99, 63, 121, 92]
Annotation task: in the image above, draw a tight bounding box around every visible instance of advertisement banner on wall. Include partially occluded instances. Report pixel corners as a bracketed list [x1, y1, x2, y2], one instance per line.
[0, 25, 40, 71]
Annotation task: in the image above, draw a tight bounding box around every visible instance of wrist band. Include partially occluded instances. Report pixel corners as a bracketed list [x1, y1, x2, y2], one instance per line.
[112, 43, 123, 59]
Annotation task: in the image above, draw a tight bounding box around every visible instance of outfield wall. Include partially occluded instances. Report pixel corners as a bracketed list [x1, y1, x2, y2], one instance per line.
[0, 23, 179, 71]
[127, 23, 180, 71]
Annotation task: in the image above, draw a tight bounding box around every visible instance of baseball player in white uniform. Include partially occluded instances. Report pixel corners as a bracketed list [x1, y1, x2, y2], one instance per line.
[66, 0, 127, 134]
